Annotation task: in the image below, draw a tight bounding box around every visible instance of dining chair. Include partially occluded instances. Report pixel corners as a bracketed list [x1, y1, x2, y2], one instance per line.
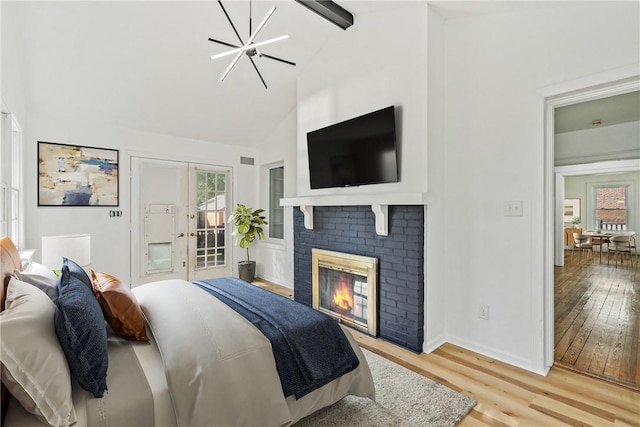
[585, 230, 607, 257]
[572, 233, 593, 264]
[629, 234, 637, 268]
[607, 235, 632, 267]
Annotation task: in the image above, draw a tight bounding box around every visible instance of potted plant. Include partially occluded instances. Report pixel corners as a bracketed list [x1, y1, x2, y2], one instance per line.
[571, 217, 582, 228]
[228, 203, 267, 282]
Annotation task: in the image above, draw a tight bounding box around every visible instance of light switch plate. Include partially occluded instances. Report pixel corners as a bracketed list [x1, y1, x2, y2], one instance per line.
[504, 200, 523, 217]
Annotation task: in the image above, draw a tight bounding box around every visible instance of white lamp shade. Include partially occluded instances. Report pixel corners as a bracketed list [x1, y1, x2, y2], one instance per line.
[41, 234, 91, 270]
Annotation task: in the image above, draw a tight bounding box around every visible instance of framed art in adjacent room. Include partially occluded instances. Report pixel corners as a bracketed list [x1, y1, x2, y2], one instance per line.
[563, 198, 580, 223]
[38, 141, 119, 206]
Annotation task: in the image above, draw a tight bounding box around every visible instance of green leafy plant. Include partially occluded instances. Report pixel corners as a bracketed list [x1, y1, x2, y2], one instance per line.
[228, 203, 268, 263]
[571, 217, 581, 226]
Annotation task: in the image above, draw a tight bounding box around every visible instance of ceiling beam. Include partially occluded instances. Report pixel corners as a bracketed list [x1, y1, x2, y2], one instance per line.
[294, 1, 353, 30]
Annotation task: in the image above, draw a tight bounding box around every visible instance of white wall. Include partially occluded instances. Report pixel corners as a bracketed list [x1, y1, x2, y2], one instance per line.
[255, 108, 297, 286]
[296, 3, 429, 197]
[441, 2, 639, 372]
[23, 112, 259, 282]
[1, 0, 28, 125]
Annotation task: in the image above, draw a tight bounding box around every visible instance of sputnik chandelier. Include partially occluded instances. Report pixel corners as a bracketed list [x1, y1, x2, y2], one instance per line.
[208, 0, 295, 88]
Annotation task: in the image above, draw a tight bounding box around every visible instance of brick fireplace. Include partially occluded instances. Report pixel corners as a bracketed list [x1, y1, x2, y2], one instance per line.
[293, 205, 424, 352]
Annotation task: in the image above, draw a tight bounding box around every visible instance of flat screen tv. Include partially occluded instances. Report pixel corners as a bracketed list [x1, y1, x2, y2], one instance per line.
[306, 106, 398, 189]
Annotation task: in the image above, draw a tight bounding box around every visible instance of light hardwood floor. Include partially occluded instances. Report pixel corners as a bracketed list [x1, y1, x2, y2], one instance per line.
[254, 278, 640, 426]
[555, 251, 639, 390]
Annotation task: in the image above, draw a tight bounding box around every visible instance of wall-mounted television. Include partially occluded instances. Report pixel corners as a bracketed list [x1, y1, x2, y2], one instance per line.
[306, 105, 398, 189]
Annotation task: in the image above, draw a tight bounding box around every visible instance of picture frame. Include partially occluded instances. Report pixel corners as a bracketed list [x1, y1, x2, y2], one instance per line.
[38, 141, 119, 206]
[563, 198, 580, 224]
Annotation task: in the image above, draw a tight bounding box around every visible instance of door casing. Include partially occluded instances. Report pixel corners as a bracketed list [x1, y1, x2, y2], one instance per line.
[540, 67, 639, 372]
[130, 156, 232, 286]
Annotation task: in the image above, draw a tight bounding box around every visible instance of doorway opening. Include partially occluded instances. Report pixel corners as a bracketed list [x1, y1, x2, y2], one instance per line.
[544, 75, 640, 389]
[553, 160, 639, 389]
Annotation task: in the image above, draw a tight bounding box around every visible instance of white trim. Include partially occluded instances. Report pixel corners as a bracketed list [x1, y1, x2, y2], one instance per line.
[266, 162, 285, 241]
[555, 159, 640, 176]
[282, 192, 430, 236]
[538, 64, 639, 100]
[371, 204, 389, 236]
[281, 192, 430, 207]
[554, 174, 565, 266]
[11, 116, 24, 248]
[0, 111, 24, 248]
[0, 184, 7, 236]
[540, 69, 640, 373]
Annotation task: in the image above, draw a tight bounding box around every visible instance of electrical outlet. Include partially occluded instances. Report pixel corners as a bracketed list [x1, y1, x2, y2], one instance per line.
[478, 304, 490, 320]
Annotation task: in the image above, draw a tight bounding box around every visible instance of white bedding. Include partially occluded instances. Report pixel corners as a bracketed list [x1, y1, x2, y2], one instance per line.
[3, 325, 176, 427]
[3, 279, 374, 427]
[134, 279, 375, 426]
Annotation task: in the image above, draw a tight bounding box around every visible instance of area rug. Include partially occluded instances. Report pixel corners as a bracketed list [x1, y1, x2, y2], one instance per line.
[295, 349, 476, 427]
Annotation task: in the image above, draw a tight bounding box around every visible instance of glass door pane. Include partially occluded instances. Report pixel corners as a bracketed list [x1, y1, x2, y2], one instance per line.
[195, 170, 227, 269]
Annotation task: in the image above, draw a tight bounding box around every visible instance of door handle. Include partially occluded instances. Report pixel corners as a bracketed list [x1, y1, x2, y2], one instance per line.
[177, 233, 185, 238]
[190, 232, 196, 237]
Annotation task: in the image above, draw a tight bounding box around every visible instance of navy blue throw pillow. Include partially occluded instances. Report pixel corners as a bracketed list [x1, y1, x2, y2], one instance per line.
[62, 257, 92, 289]
[54, 265, 108, 398]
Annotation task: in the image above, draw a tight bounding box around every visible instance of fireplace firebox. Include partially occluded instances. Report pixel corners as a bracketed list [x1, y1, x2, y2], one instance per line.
[311, 248, 378, 336]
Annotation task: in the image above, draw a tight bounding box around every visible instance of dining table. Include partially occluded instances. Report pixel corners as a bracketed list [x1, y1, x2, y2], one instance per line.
[583, 230, 636, 263]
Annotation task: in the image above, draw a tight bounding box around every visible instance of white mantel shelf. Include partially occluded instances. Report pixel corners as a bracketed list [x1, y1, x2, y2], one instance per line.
[280, 192, 430, 236]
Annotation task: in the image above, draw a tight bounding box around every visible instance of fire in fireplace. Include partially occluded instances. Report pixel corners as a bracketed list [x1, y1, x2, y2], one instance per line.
[312, 249, 378, 336]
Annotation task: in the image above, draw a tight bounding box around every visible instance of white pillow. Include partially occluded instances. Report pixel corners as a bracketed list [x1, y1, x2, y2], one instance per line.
[0, 277, 77, 426]
[13, 261, 58, 301]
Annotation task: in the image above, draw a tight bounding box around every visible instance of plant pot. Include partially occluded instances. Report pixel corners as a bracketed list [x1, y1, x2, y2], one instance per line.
[238, 261, 256, 283]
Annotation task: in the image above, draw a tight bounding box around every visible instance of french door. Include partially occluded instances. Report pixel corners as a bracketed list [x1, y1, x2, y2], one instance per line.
[130, 157, 232, 286]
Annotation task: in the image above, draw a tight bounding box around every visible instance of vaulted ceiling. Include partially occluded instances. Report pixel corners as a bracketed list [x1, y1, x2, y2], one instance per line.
[4, 1, 619, 147]
[3, 1, 404, 146]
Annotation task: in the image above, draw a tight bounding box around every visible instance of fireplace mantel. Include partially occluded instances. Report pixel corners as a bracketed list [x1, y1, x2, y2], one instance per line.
[281, 192, 430, 236]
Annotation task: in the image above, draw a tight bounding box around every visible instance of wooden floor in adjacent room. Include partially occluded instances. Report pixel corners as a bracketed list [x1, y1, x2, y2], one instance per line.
[255, 278, 640, 426]
[554, 251, 639, 390]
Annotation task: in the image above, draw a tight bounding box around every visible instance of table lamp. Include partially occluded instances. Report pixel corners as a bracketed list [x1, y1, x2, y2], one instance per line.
[41, 234, 91, 273]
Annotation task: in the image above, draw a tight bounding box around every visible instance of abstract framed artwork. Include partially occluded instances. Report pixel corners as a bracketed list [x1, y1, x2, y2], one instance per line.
[563, 198, 580, 223]
[38, 141, 119, 206]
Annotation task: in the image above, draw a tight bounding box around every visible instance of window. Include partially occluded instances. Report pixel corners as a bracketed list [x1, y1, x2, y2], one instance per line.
[0, 112, 23, 247]
[594, 186, 628, 230]
[269, 166, 284, 239]
[0, 185, 6, 237]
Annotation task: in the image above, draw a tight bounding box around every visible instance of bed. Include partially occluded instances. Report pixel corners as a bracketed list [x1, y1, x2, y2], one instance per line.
[0, 236, 375, 426]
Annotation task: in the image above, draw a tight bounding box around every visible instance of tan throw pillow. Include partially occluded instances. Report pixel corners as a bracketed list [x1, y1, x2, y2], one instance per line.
[91, 271, 149, 341]
[0, 277, 77, 426]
